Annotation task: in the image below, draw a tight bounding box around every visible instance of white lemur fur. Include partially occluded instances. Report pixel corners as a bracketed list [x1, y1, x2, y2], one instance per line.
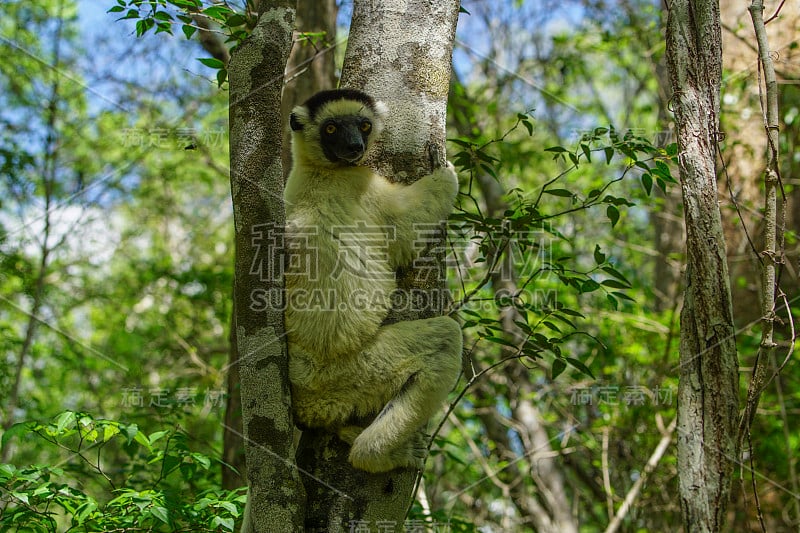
[283, 88, 462, 473]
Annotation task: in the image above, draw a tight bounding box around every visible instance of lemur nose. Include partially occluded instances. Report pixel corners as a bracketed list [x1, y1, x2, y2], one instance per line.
[348, 141, 364, 152]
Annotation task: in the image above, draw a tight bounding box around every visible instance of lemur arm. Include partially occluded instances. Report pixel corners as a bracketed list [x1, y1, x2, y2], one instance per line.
[370, 164, 458, 269]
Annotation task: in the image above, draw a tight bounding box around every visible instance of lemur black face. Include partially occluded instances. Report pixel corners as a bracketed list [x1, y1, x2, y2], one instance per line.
[319, 116, 373, 165]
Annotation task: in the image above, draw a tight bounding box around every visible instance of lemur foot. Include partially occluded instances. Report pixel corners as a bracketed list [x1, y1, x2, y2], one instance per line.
[348, 430, 428, 473]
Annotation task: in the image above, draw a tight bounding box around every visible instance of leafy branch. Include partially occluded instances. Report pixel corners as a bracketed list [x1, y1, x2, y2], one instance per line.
[1, 411, 241, 532]
[446, 123, 676, 379]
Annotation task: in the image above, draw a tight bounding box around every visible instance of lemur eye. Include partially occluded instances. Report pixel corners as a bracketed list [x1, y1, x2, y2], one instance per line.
[360, 120, 372, 133]
[325, 123, 337, 134]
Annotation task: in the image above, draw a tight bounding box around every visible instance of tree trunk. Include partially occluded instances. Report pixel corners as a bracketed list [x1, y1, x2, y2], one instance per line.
[229, 2, 305, 531]
[665, 2, 739, 531]
[295, 1, 461, 530]
[223, 0, 339, 493]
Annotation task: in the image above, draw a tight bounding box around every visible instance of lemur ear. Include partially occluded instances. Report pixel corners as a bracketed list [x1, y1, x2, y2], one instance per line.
[373, 101, 389, 120]
[289, 113, 303, 131]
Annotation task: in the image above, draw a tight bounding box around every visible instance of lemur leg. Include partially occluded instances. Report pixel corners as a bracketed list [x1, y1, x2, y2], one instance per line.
[290, 315, 462, 472]
[347, 316, 462, 472]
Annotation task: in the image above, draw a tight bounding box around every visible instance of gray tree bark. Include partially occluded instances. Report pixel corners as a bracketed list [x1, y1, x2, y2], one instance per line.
[223, 0, 339, 494]
[295, 1, 462, 530]
[665, 2, 739, 531]
[229, 2, 305, 531]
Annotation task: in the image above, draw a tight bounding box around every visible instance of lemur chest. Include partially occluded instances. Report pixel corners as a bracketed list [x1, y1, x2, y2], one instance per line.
[285, 198, 395, 283]
[283, 201, 396, 359]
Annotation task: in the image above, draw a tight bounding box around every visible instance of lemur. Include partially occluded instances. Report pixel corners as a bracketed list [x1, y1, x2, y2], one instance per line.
[283, 88, 462, 473]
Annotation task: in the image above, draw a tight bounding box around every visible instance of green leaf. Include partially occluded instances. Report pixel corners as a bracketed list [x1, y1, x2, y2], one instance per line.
[102, 424, 120, 442]
[216, 68, 228, 87]
[593, 244, 606, 265]
[148, 430, 169, 444]
[211, 516, 235, 531]
[134, 431, 152, 450]
[612, 291, 636, 302]
[197, 57, 225, 69]
[601, 279, 630, 289]
[479, 162, 497, 179]
[82, 428, 99, 442]
[601, 265, 631, 285]
[513, 320, 532, 335]
[580, 143, 591, 162]
[448, 137, 474, 148]
[226, 14, 247, 27]
[552, 358, 566, 379]
[542, 321, 561, 333]
[170, 0, 203, 8]
[155, 22, 173, 35]
[581, 279, 601, 293]
[55, 411, 77, 433]
[653, 159, 671, 175]
[474, 149, 499, 163]
[653, 160, 677, 183]
[121, 8, 140, 20]
[606, 205, 619, 227]
[641, 172, 653, 195]
[522, 118, 533, 136]
[202, 5, 232, 21]
[565, 357, 595, 379]
[2, 422, 32, 447]
[123, 423, 139, 443]
[604, 146, 614, 164]
[543, 188, 574, 198]
[568, 152, 579, 166]
[665, 142, 678, 156]
[75, 501, 98, 523]
[32, 484, 53, 497]
[551, 313, 577, 329]
[191, 452, 212, 469]
[218, 500, 238, 515]
[151, 505, 170, 524]
[135, 17, 155, 36]
[0, 463, 16, 481]
[11, 491, 29, 505]
[544, 146, 568, 153]
[485, 336, 517, 348]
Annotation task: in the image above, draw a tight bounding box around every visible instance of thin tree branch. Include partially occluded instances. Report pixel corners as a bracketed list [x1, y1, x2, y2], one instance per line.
[739, 0, 782, 445]
[604, 417, 677, 533]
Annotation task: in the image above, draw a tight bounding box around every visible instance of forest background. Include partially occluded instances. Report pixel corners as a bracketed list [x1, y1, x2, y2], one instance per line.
[1, 0, 798, 531]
